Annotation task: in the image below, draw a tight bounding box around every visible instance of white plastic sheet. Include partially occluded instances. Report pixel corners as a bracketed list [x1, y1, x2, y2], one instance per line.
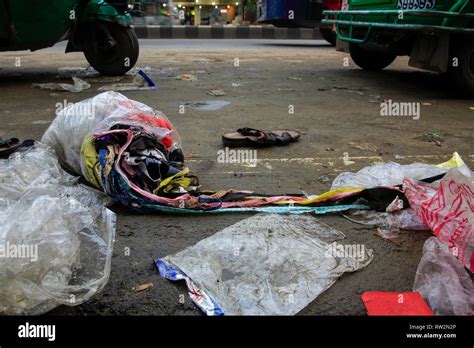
[331, 162, 446, 189]
[331, 153, 467, 190]
[413, 237, 474, 315]
[157, 214, 373, 315]
[0, 144, 115, 315]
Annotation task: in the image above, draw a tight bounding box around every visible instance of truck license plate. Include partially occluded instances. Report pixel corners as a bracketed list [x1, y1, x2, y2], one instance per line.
[397, 0, 436, 10]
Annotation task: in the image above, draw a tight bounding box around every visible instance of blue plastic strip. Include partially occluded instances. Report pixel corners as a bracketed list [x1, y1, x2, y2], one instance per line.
[138, 69, 157, 91]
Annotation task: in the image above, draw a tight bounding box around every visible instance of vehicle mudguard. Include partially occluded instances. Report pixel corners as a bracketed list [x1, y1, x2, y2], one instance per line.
[84, 0, 133, 27]
[66, 0, 132, 53]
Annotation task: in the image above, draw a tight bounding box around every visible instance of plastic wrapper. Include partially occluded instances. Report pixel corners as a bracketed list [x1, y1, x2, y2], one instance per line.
[331, 162, 446, 189]
[413, 237, 474, 315]
[404, 167, 474, 272]
[0, 145, 116, 315]
[331, 153, 466, 189]
[157, 214, 373, 315]
[41, 91, 181, 176]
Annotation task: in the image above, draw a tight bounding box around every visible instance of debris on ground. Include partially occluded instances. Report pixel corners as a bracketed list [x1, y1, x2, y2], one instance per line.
[207, 88, 226, 96]
[132, 283, 154, 292]
[176, 74, 197, 81]
[56, 66, 99, 78]
[183, 100, 231, 111]
[330, 154, 464, 189]
[137, 69, 157, 90]
[0, 144, 115, 315]
[414, 132, 444, 146]
[413, 237, 474, 315]
[98, 70, 156, 92]
[41, 92, 364, 214]
[156, 214, 373, 315]
[32, 76, 90, 93]
[342, 209, 429, 243]
[318, 175, 331, 183]
[361, 291, 433, 316]
[348, 142, 378, 152]
[222, 128, 301, 148]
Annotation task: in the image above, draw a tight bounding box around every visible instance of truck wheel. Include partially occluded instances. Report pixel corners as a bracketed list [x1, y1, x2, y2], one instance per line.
[447, 36, 474, 98]
[320, 28, 336, 46]
[84, 24, 139, 76]
[349, 43, 396, 71]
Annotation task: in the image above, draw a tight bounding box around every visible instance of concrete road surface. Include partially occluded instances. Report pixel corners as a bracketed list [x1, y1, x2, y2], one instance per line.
[0, 39, 472, 315]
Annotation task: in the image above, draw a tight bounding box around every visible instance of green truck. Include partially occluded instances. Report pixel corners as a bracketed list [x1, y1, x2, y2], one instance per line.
[0, 0, 139, 76]
[323, 0, 474, 96]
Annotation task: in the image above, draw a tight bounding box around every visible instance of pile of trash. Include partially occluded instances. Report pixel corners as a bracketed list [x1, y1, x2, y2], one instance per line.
[330, 157, 474, 315]
[41, 92, 366, 215]
[1, 91, 472, 316]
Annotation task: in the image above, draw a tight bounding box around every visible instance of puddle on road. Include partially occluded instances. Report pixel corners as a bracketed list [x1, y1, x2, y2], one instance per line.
[182, 100, 231, 111]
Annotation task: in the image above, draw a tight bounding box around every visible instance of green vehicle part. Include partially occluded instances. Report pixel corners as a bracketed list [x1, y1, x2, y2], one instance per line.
[0, 0, 79, 51]
[83, 0, 134, 26]
[0, 0, 138, 76]
[322, 0, 474, 96]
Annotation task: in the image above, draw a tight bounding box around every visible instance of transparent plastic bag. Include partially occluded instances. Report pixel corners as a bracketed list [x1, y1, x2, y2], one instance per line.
[331, 162, 446, 189]
[157, 214, 373, 315]
[413, 237, 474, 315]
[0, 145, 115, 315]
[41, 91, 181, 176]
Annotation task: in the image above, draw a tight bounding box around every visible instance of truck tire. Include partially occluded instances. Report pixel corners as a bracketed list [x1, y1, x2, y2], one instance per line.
[84, 24, 139, 76]
[320, 28, 336, 46]
[447, 35, 474, 98]
[349, 43, 396, 71]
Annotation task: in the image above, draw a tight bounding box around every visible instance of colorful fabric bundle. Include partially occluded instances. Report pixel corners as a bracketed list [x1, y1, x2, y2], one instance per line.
[42, 92, 369, 213]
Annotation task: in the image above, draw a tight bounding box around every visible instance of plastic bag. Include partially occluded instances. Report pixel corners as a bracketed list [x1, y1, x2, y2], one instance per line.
[0, 145, 115, 315]
[331, 162, 446, 189]
[41, 91, 181, 176]
[413, 237, 474, 315]
[157, 214, 373, 315]
[404, 167, 474, 272]
[331, 153, 466, 189]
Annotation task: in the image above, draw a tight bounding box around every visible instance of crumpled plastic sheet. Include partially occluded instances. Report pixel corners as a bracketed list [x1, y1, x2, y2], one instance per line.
[413, 237, 474, 315]
[156, 214, 373, 315]
[404, 167, 474, 272]
[32, 77, 91, 93]
[0, 144, 116, 315]
[41, 91, 181, 176]
[331, 159, 459, 190]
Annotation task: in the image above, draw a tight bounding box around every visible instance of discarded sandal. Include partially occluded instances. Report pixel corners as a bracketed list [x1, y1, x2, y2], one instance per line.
[222, 127, 300, 148]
